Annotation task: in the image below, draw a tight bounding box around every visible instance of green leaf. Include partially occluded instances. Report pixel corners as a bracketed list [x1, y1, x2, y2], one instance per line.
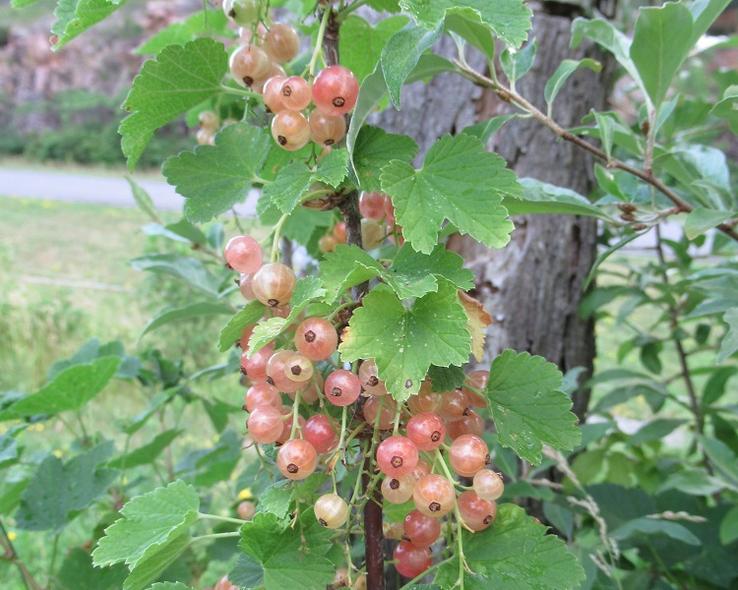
[400, 0, 532, 48]
[380, 133, 518, 254]
[629, 2, 693, 108]
[500, 40, 537, 83]
[163, 123, 271, 221]
[346, 68, 389, 180]
[11, 0, 41, 7]
[611, 517, 701, 546]
[141, 302, 233, 338]
[92, 481, 199, 571]
[0, 357, 119, 421]
[711, 85, 738, 135]
[717, 308, 738, 363]
[684, 208, 735, 239]
[507, 178, 612, 220]
[444, 12, 494, 58]
[262, 161, 313, 215]
[120, 39, 228, 168]
[484, 350, 580, 464]
[352, 126, 418, 192]
[720, 505, 738, 545]
[339, 15, 409, 82]
[462, 114, 519, 142]
[690, 0, 731, 46]
[123, 534, 190, 590]
[381, 23, 442, 108]
[239, 512, 335, 590]
[126, 176, 160, 222]
[52, 0, 124, 50]
[627, 418, 685, 446]
[700, 436, 738, 488]
[320, 243, 473, 302]
[57, 548, 127, 590]
[437, 504, 585, 589]
[130, 254, 221, 296]
[314, 148, 349, 188]
[218, 301, 266, 352]
[108, 430, 183, 470]
[146, 584, 193, 590]
[571, 18, 641, 88]
[427, 365, 466, 391]
[16, 442, 117, 530]
[135, 9, 230, 55]
[340, 282, 471, 400]
[544, 58, 602, 115]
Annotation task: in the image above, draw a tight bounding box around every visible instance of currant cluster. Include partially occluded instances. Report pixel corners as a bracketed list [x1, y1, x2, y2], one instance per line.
[223, 1, 359, 153]
[224, 233, 504, 582]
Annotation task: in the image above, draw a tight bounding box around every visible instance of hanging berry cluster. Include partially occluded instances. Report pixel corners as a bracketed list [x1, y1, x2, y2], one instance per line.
[223, 231, 506, 582]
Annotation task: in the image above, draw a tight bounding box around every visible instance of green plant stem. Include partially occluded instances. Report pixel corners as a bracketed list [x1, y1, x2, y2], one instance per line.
[398, 557, 454, 589]
[308, 8, 332, 77]
[191, 532, 241, 543]
[337, 0, 369, 17]
[48, 533, 60, 585]
[270, 213, 289, 262]
[0, 520, 43, 590]
[220, 84, 260, 99]
[198, 513, 247, 526]
[290, 389, 302, 438]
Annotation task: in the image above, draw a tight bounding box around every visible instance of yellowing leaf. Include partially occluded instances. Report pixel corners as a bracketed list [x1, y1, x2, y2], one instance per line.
[458, 291, 492, 362]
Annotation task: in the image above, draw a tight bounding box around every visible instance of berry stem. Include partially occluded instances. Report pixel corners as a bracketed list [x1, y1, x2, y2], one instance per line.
[290, 389, 302, 439]
[191, 532, 241, 543]
[308, 8, 332, 77]
[198, 512, 247, 526]
[270, 213, 289, 262]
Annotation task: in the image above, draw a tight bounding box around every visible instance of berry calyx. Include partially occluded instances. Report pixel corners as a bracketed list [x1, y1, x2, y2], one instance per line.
[229, 44, 271, 87]
[324, 369, 361, 406]
[412, 474, 455, 518]
[458, 490, 496, 531]
[277, 439, 317, 480]
[295, 317, 338, 361]
[381, 474, 415, 504]
[279, 76, 312, 111]
[313, 65, 359, 116]
[283, 352, 314, 383]
[358, 359, 387, 396]
[406, 412, 446, 451]
[270, 110, 311, 151]
[308, 111, 346, 146]
[251, 262, 296, 307]
[376, 435, 419, 478]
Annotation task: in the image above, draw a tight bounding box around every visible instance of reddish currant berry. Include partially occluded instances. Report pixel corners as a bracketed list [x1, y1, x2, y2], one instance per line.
[303, 414, 338, 454]
[264, 23, 300, 64]
[241, 343, 274, 382]
[458, 491, 496, 531]
[324, 369, 361, 406]
[279, 76, 312, 111]
[247, 405, 283, 444]
[238, 23, 266, 44]
[229, 45, 271, 87]
[362, 396, 396, 430]
[314, 493, 349, 528]
[410, 460, 431, 482]
[407, 385, 440, 414]
[413, 474, 455, 518]
[403, 509, 441, 548]
[238, 325, 254, 349]
[361, 219, 384, 249]
[447, 410, 485, 439]
[308, 111, 346, 146]
[214, 575, 238, 590]
[384, 198, 396, 225]
[381, 475, 415, 504]
[295, 317, 338, 361]
[263, 75, 287, 113]
[439, 389, 470, 419]
[393, 541, 432, 579]
[318, 234, 337, 253]
[251, 262, 296, 307]
[277, 407, 306, 444]
[271, 110, 311, 151]
[296, 372, 322, 404]
[266, 350, 302, 393]
[332, 222, 347, 243]
[283, 352, 314, 383]
[313, 65, 359, 116]
[224, 235, 262, 273]
[473, 469, 504, 501]
[239, 274, 255, 300]
[237, 501, 256, 520]
[406, 412, 446, 451]
[449, 434, 489, 477]
[359, 192, 388, 220]
[358, 359, 387, 396]
[463, 369, 489, 408]
[244, 382, 281, 412]
[277, 439, 317, 480]
[376, 435, 419, 478]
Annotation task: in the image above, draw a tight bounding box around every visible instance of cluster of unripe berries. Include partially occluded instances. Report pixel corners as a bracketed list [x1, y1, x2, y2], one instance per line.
[223, 1, 359, 152]
[225, 232, 503, 580]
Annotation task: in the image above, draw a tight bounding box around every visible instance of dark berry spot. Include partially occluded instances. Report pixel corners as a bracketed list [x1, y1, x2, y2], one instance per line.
[483, 515, 492, 525]
[228, 8, 236, 17]
[367, 376, 379, 387]
[332, 96, 345, 107]
[389, 478, 400, 490]
[463, 407, 471, 416]
[484, 453, 490, 464]
[391, 456, 403, 468]
[243, 76, 254, 86]
[287, 463, 299, 474]
[233, 278, 240, 286]
[291, 365, 302, 376]
[277, 136, 288, 146]
[404, 379, 413, 389]
[325, 139, 335, 146]
[282, 85, 293, 97]
[266, 377, 275, 386]
[267, 298, 279, 306]
[304, 330, 316, 343]
[241, 404, 248, 411]
[240, 367, 248, 375]
[331, 386, 343, 397]
[429, 502, 441, 513]
[431, 431, 441, 442]
[319, 518, 328, 527]
[225, 262, 233, 270]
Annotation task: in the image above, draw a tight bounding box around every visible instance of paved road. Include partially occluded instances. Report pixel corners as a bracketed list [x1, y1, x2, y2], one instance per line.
[0, 165, 258, 215]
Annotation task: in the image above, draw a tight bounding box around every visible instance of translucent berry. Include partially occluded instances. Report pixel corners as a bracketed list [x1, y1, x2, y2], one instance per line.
[358, 359, 387, 396]
[458, 491, 496, 531]
[410, 459, 431, 482]
[449, 434, 489, 477]
[384, 199, 396, 225]
[223, 0, 259, 25]
[237, 501, 256, 520]
[313, 65, 359, 116]
[277, 439, 317, 480]
[279, 76, 312, 111]
[266, 350, 302, 393]
[439, 389, 470, 419]
[239, 274, 255, 300]
[264, 23, 300, 63]
[295, 317, 338, 361]
[413, 474, 455, 518]
[309, 111, 346, 146]
[362, 396, 396, 430]
[196, 128, 215, 146]
[318, 234, 337, 253]
[324, 369, 361, 406]
[247, 405, 283, 444]
[303, 414, 338, 454]
[271, 110, 311, 151]
[251, 262, 296, 307]
[381, 475, 415, 504]
[298, 372, 322, 405]
[244, 382, 281, 412]
[473, 469, 504, 501]
[254, 62, 286, 95]
[361, 219, 384, 249]
[283, 352, 314, 383]
[229, 44, 271, 87]
[406, 412, 446, 451]
[359, 192, 388, 220]
[241, 343, 274, 382]
[314, 493, 349, 528]
[463, 370, 489, 408]
[376, 435, 419, 478]
[198, 110, 219, 130]
[263, 75, 287, 113]
[224, 235, 262, 273]
[407, 385, 440, 414]
[238, 325, 254, 349]
[447, 410, 485, 439]
[403, 509, 441, 548]
[333, 222, 347, 243]
[238, 24, 266, 44]
[214, 575, 238, 590]
[393, 540, 432, 579]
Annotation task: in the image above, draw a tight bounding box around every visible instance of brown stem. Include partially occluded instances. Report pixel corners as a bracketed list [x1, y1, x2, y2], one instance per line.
[322, 8, 383, 587]
[0, 519, 43, 590]
[455, 61, 738, 243]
